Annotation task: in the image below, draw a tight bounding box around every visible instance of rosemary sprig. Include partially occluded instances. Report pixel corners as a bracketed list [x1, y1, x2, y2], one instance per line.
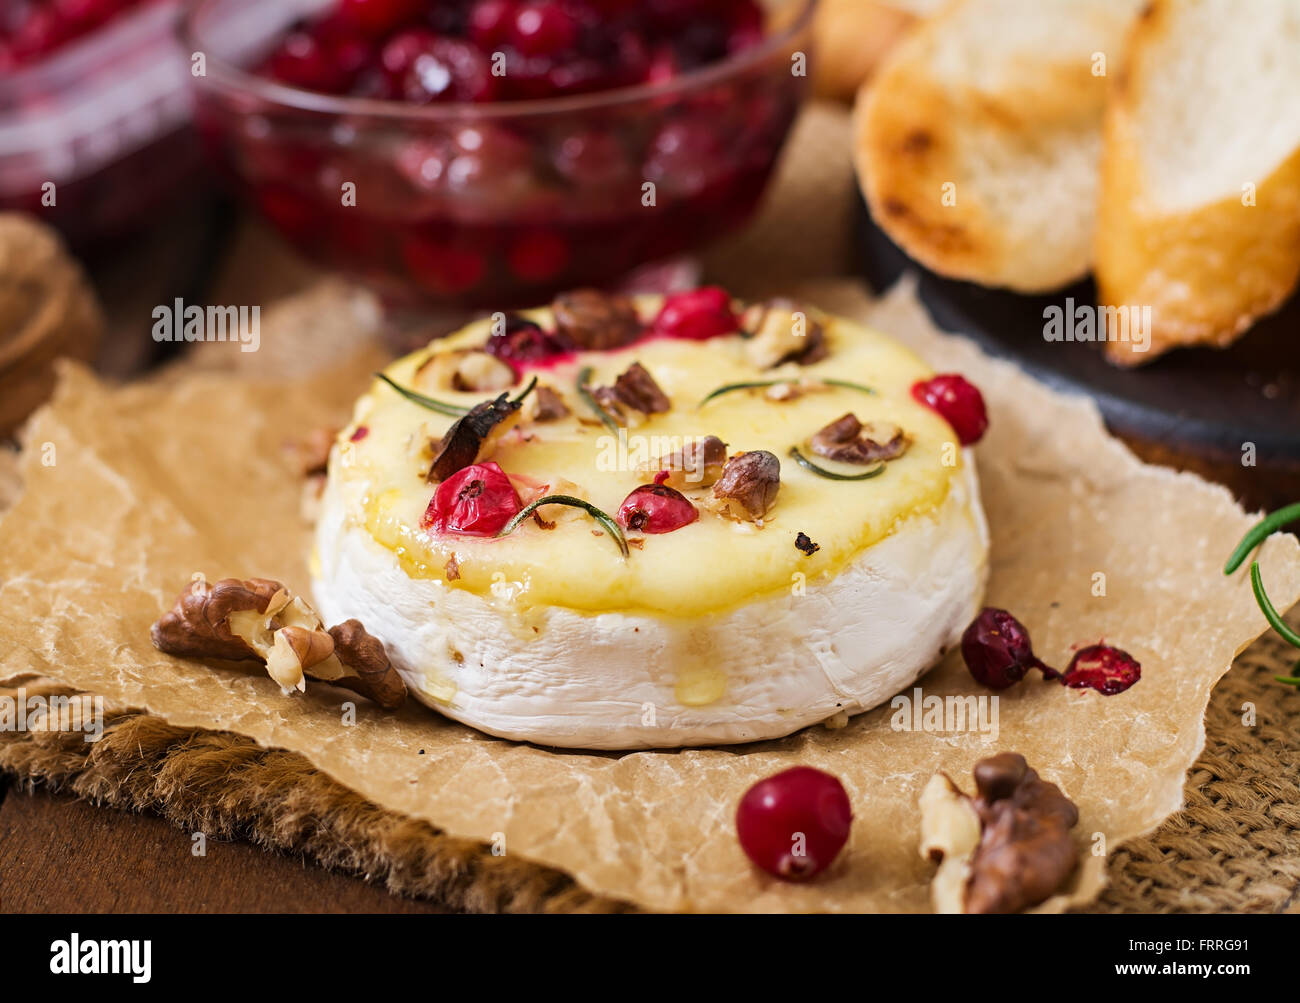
[375, 373, 470, 416]
[512, 375, 539, 405]
[576, 366, 619, 432]
[788, 446, 886, 481]
[496, 494, 629, 558]
[375, 372, 537, 417]
[1225, 503, 1300, 651]
[697, 378, 876, 408]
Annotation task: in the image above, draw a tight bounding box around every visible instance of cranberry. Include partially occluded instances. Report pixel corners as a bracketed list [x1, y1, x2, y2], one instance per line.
[644, 119, 724, 197]
[961, 608, 1058, 690]
[1061, 645, 1141, 695]
[510, 2, 578, 57]
[485, 315, 572, 365]
[506, 228, 571, 283]
[266, 29, 351, 92]
[735, 766, 852, 881]
[9, 7, 68, 62]
[337, 0, 422, 38]
[349, 426, 370, 442]
[422, 461, 522, 536]
[468, 0, 517, 47]
[911, 374, 989, 446]
[381, 30, 497, 103]
[552, 128, 632, 188]
[54, 0, 122, 31]
[402, 234, 487, 294]
[616, 484, 698, 534]
[652, 287, 737, 340]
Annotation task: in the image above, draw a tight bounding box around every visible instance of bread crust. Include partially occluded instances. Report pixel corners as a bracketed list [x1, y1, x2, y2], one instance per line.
[1095, 0, 1300, 364]
[853, 0, 1141, 293]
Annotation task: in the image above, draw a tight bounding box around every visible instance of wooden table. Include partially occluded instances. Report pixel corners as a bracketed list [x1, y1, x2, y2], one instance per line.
[0, 775, 444, 913]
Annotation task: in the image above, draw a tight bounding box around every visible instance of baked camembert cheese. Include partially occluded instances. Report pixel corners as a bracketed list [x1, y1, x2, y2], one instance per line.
[313, 288, 989, 749]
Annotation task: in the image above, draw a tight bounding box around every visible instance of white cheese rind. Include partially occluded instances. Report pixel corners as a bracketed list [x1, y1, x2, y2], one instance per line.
[312, 455, 989, 750]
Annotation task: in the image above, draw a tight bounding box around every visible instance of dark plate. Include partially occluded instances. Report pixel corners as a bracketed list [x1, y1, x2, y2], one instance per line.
[854, 193, 1300, 510]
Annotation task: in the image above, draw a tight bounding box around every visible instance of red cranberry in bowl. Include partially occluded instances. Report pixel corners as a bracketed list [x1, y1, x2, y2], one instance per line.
[617, 483, 698, 534]
[422, 461, 523, 536]
[510, 2, 579, 57]
[337, 0, 422, 38]
[644, 119, 726, 197]
[506, 228, 572, 284]
[402, 233, 488, 295]
[652, 287, 737, 340]
[381, 30, 498, 103]
[911, 374, 989, 446]
[736, 766, 852, 881]
[468, 0, 516, 47]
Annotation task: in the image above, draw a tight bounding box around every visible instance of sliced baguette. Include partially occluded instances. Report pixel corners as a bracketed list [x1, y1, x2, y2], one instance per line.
[1096, 0, 1300, 365]
[809, 0, 945, 101]
[854, 0, 1144, 292]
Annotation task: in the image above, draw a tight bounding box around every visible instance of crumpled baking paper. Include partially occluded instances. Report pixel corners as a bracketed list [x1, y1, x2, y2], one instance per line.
[1, 278, 1296, 913]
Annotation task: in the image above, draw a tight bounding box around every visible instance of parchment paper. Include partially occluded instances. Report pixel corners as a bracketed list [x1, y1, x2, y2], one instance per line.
[1, 277, 1297, 913]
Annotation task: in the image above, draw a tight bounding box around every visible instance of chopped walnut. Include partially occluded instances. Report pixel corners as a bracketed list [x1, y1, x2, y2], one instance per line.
[794, 531, 820, 556]
[741, 299, 829, 369]
[919, 753, 1079, 914]
[592, 362, 670, 423]
[552, 289, 642, 350]
[640, 435, 728, 489]
[708, 450, 781, 523]
[444, 554, 461, 581]
[525, 385, 570, 423]
[810, 413, 910, 465]
[151, 577, 406, 709]
[414, 349, 516, 394]
[427, 392, 522, 482]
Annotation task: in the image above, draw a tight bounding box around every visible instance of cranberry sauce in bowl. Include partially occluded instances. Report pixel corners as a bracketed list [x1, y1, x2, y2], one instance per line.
[181, 0, 815, 308]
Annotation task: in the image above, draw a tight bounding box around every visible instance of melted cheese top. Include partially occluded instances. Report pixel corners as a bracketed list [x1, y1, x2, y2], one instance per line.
[329, 299, 968, 618]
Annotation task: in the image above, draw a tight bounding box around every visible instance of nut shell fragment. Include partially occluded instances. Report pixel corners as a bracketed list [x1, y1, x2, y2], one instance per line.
[919, 753, 1079, 915]
[741, 299, 828, 369]
[709, 450, 781, 523]
[810, 413, 909, 465]
[552, 289, 642, 350]
[316, 619, 408, 710]
[150, 577, 286, 662]
[428, 392, 521, 483]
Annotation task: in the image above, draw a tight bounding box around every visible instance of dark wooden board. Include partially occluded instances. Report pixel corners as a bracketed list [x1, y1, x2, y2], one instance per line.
[0, 781, 445, 914]
[855, 196, 1300, 511]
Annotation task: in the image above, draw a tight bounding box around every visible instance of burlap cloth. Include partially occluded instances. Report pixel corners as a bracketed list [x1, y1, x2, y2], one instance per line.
[2, 104, 1299, 913]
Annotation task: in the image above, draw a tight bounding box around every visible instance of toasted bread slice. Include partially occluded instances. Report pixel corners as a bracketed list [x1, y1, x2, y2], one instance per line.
[1096, 0, 1300, 365]
[854, 0, 1144, 292]
[809, 0, 944, 101]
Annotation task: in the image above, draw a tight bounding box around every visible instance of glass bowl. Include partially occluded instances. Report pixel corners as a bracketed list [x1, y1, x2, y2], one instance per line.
[180, 0, 816, 308]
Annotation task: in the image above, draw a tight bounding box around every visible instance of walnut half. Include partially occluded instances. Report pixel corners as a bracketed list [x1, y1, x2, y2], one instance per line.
[151, 576, 406, 709]
[919, 753, 1078, 914]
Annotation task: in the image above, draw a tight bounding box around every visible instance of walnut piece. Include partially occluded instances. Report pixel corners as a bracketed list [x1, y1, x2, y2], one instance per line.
[592, 362, 670, 423]
[414, 349, 516, 394]
[640, 435, 727, 490]
[810, 413, 910, 464]
[740, 299, 828, 369]
[552, 289, 642, 350]
[428, 392, 521, 482]
[151, 577, 406, 709]
[919, 753, 1079, 914]
[708, 450, 781, 523]
[525, 384, 570, 423]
